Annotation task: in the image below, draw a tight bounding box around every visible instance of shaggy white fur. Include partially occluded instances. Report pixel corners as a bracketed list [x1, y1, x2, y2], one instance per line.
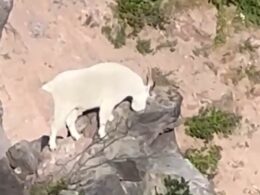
[42, 62, 154, 150]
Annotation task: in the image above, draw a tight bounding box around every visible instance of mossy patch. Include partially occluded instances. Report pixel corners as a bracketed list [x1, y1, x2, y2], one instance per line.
[185, 145, 222, 178]
[155, 176, 192, 195]
[30, 180, 67, 195]
[184, 106, 241, 141]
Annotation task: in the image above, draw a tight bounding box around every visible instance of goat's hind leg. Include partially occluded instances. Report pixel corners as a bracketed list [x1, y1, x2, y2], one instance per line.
[66, 108, 83, 141]
[98, 102, 115, 138]
[108, 114, 114, 122]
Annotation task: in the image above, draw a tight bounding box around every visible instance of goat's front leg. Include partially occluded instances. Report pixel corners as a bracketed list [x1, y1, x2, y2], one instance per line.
[49, 120, 64, 151]
[49, 103, 68, 151]
[49, 125, 58, 151]
[98, 102, 114, 138]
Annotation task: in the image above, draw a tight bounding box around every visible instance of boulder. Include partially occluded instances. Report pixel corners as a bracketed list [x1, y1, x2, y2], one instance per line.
[0, 158, 24, 195]
[6, 136, 47, 180]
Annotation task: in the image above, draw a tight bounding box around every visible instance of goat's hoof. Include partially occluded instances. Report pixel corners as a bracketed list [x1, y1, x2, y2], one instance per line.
[73, 134, 82, 141]
[99, 134, 105, 139]
[108, 115, 114, 122]
[98, 131, 106, 139]
[98, 126, 106, 139]
[49, 143, 57, 151]
[49, 146, 57, 151]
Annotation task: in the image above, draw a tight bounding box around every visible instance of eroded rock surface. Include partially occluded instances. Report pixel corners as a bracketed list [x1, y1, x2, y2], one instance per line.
[0, 158, 24, 195]
[0, 86, 215, 195]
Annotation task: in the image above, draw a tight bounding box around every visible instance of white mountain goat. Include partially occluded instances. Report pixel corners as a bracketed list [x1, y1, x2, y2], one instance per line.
[41, 62, 154, 150]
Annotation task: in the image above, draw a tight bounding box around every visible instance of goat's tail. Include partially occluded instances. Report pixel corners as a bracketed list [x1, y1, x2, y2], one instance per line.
[41, 81, 53, 93]
[145, 64, 155, 91]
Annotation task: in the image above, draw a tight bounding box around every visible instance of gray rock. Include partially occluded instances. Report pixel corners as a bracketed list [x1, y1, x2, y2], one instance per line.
[0, 157, 25, 195]
[6, 136, 45, 179]
[0, 128, 10, 159]
[64, 86, 214, 195]
[0, 100, 11, 159]
[0, 101, 25, 195]
[0, 0, 13, 39]
[28, 20, 48, 38]
[110, 158, 142, 182]
[3, 86, 215, 195]
[82, 174, 126, 195]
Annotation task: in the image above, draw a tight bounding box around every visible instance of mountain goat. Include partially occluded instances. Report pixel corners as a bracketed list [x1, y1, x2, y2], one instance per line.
[41, 62, 154, 150]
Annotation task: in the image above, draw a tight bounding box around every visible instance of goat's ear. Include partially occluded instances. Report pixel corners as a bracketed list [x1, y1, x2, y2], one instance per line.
[145, 74, 149, 86]
[42, 81, 47, 85]
[145, 64, 153, 86]
[147, 80, 155, 96]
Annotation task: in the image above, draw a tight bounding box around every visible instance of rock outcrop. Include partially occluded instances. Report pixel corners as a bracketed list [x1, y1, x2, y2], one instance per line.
[0, 0, 13, 159]
[0, 158, 24, 195]
[0, 100, 11, 159]
[0, 85, 216, 195]
[0, 0, 13, 39]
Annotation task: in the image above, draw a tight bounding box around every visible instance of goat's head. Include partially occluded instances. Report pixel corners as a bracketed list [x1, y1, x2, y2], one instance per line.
[131, 82, 154, 112]
[132, 64, 155, 112]
[131, 91, 149, 112]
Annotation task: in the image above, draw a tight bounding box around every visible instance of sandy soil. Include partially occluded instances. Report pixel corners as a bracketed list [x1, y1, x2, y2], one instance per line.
[0, 0, 260, 194]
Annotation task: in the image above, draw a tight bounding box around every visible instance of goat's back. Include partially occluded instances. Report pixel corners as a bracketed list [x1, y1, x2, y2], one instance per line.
[44, 62, 146, 106]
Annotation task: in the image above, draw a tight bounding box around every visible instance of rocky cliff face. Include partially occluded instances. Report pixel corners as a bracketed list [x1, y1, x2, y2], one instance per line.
[0, 100, 10, 159]
[0, 0, 12, 159]
[0, 86, 215, 195]
[0, 0, 13, 39]
[0, 4, 215, 193]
